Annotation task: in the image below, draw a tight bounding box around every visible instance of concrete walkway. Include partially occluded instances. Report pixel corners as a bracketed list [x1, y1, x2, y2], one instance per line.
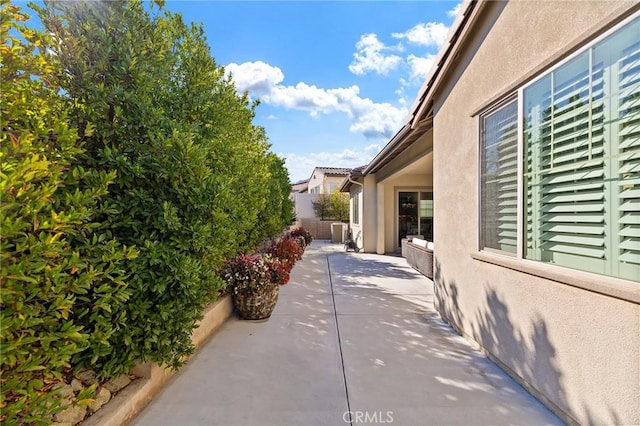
[133, 241, 562, 426]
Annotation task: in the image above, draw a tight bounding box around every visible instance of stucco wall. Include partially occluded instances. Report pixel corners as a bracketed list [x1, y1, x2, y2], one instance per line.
[324, 175, 347, 193]
[308, 170, 346, 194]
[362, 175, 377, 253]
[307, 170, 324, 194]
[432, 2, 639, 424]
[294, 193, 318, 219]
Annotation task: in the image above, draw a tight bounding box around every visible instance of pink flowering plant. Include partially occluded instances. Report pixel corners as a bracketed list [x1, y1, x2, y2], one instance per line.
[220, 253, 274, 295]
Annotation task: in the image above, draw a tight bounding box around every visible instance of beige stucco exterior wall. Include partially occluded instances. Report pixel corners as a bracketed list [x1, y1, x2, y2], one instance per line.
[308, 170, 347, 194]
[324, 176, 346, 194]
[362, 174, 377, 253]
[307, 169, 324, 194]
[348, 186, 364, 249]
[432, 2, 639, 424]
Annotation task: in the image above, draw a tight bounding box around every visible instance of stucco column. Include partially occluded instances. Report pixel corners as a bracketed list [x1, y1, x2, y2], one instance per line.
[376, 182, 385, 254]
[363, 174, 377, 253]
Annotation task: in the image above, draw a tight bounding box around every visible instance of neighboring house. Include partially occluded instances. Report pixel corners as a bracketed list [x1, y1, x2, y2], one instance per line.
[290, 179, 309, 198]
[307, 167, 351, 194]
[345, 1, 640, 424]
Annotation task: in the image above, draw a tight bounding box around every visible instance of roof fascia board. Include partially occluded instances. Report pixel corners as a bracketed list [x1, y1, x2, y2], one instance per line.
[362, 124, 412, 175]
[407, 0, 475, 123]
[361, 0, 484, 177]
[363, 0, 479, 178]
[412, 0, 486, 126]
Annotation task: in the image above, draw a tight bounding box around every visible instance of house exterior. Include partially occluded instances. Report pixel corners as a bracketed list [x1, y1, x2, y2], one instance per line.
[345, 1, 640, 424]
[307, 167, 351, 194]
[290, 179, 309, 197]
[340, 121, 434, 254]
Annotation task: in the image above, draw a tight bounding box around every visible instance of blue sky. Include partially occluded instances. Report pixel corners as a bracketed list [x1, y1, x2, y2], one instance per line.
[21, 0, 461, 182]
[167, 1, 462, 182]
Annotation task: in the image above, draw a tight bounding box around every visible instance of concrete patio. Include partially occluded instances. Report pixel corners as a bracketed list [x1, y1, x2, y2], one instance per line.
[133, 241, 562, 426]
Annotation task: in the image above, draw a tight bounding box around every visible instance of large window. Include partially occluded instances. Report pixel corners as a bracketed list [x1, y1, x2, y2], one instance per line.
[480, 15, 639, 281]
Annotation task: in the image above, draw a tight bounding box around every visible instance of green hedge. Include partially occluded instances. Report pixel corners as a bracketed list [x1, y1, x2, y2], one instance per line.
[1, 1, 294, 423]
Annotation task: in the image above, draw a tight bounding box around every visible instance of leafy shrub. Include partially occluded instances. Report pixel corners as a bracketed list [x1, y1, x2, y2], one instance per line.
[247, 154, 295, 246]
[2, 1, 296, 422]
[290, 227, 313, 247]
[0, 4, 135, 423]
[329, 191, 349, 222]
[312, 193, 332, 220]
[33, 0, 292, 372]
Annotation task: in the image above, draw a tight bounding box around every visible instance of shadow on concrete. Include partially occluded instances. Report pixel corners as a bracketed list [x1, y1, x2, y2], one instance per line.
[329, 253, 562, 424]
[433, 257, 627, 425]
[331, 252, 426, 281]
[434, 258, 567, 420]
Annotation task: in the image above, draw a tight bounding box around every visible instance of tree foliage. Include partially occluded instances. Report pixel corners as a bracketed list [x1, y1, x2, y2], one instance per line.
[33, 0, 288, 371]
[312, 191, 349, 221]
[329, 191, 349, 222]
[248, 153, 295, 243]
[0, 3, 135, 423]
[312, 193, 332, 220]
[1, 0, 294, 422]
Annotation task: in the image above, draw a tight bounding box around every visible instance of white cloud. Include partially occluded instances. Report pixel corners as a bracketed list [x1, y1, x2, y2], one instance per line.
[447, 2, 462, 19]
[267, 83, 352, 116]
[406, 53, 437, 82]
[348, 33, 403, 76]
[392, 22, 449, 48]
[226, 61, 406, 139]
[225, 61, 284, 96]
[283, 148, 380, 182]
[345, 97, 407, 138]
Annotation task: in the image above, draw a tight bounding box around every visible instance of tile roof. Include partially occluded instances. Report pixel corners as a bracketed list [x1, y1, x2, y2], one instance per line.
[315, 167, 351, 175]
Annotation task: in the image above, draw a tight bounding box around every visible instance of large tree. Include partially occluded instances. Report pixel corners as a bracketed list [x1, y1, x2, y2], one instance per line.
[34, 0, 286, 372]
[1, 3, 134, 423]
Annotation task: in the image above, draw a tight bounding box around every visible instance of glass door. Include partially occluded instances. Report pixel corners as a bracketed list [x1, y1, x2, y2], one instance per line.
[420, 192, 434, 241]
[398, 191, 433, 246]
[398, 192, 419, 246]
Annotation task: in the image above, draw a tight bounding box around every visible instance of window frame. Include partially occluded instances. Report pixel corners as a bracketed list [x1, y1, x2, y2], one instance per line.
[352, 188, 361, 225]
[478, 95, 519, 256]
[477, 12, 639, 286]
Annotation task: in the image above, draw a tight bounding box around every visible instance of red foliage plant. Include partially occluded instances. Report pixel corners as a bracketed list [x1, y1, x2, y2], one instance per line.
[266, 236, 304, 272]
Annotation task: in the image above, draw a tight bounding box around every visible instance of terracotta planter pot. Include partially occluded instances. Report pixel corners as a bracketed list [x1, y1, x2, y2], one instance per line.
[232, 282, 279, 320]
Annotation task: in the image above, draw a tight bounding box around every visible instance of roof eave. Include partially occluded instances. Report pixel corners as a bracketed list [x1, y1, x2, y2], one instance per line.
[362, 0, 483, 177]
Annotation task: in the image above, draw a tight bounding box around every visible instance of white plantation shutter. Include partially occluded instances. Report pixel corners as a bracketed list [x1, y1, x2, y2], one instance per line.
[525, 53, 607, 270]
[616, 37, 640, 280]
[481, 101, 518, 254]
[523, 16, 640, 281]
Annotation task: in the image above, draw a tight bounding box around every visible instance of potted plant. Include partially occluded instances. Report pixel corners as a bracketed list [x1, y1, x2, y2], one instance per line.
[220, 253, 279, 320]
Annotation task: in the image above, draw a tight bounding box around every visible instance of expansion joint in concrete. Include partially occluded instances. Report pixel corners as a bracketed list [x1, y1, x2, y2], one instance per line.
[327, 254, 352, 426]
